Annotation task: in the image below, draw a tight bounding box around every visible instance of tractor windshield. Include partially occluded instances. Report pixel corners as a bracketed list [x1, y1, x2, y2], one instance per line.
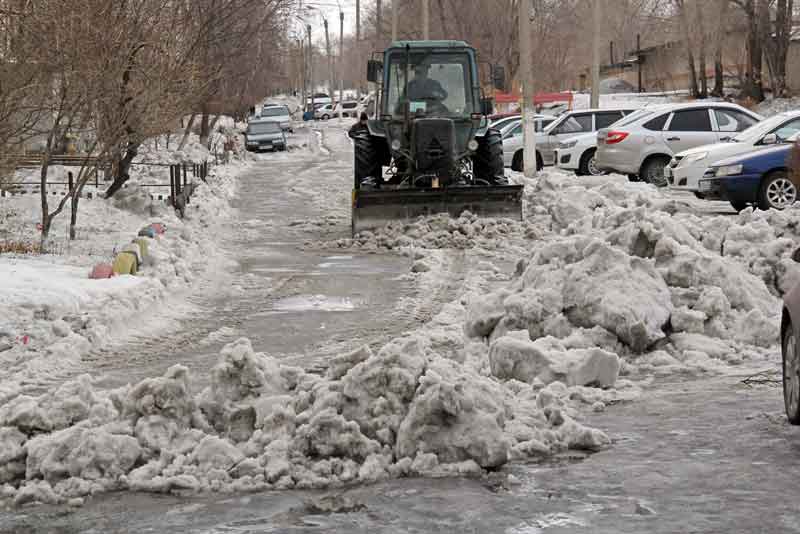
[384, 51, 473, 119]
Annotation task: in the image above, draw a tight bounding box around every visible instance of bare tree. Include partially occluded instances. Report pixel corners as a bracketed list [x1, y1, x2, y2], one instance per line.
[763, 0, 794, 97]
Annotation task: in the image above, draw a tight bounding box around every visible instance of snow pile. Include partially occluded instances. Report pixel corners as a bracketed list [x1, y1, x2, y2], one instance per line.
[0, 333, 627, 505]
[0, 146, 246, 394]
[755, 96, 800, 117]
[462, 171, 784, 377]
[316, 211, 540, 251]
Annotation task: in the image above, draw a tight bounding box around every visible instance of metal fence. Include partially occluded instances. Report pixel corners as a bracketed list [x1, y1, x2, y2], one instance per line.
[0, 159, 211, 219]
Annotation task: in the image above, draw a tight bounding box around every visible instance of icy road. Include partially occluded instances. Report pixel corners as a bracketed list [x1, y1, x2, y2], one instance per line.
[3, 123, 800, 533]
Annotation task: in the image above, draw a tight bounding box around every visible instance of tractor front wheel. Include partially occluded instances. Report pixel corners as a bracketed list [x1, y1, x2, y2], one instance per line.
[353, 131, 387, 187]
[473, 128, 506, 184]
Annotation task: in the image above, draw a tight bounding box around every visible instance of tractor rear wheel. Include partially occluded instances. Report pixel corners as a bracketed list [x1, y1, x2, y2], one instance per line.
[473, 128, 506, 184]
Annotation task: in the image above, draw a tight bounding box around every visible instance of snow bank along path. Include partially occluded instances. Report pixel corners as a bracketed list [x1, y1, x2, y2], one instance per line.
[1, 150, 796, 507]
[0, 143, 246, 397]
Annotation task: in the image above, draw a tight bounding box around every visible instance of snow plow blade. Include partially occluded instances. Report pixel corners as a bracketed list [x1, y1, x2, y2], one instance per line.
[351, 185, 524, 235]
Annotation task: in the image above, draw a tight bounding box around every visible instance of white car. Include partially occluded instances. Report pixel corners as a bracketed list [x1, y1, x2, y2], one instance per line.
[315, 103, 336, 120]
[258, 105, 292, 132]
[667, 110, 800, 194]
[595, 102, 762, 184]
[556, 108, 654, 175]
[334, 101, 360, 118]
[503, 108, 633, 171]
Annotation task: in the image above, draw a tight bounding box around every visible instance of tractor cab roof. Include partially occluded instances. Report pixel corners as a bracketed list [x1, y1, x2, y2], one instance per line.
[386, 40, 473, 51]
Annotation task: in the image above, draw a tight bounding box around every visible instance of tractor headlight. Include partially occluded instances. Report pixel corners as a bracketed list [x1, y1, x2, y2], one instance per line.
[391, 139, 401, 151]
[467, 139, 479, 151]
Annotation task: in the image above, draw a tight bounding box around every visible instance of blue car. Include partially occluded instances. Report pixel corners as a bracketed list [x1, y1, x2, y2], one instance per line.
[699, 143, 796, 211]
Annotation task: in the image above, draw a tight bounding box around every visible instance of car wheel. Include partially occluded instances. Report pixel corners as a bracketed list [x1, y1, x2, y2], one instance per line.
[640, 156, 670, 187]
[783, 324, 800, 424]
[322, 114, 330, 120]
[759, 170, 796, 210]
[511, 150, 523, 172]
[536, 152, 543, 171]
[579, 148, 604, 176]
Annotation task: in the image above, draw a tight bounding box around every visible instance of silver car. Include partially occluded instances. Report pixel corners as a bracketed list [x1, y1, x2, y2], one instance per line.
[245, 120, 287, 152]
[504, 108, 632, 171]
[595, 102, 762, 184]
[259, 105, 292, 132]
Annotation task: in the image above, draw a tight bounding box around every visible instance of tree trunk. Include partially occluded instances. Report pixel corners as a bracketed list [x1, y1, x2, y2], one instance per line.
[709, 0, 728, 97]
[765, 0, 793, 98]
[199, 107, 211, 147]
[741, 0, 765, 101]
[696, 2, 708, 98]
[178, 113, 197, 151]
[39, 152, 51, 250]
[677, 0, 699, 98]
[206, 114, 221, 149]
[104, 143, 141, 198]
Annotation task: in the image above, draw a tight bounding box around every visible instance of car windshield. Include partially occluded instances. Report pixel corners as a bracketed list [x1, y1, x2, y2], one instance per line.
[261, 106, 289, 117]
[385, 51, 473, 118]
[732, 113, 790, 142]
[248, 122, 281, 134]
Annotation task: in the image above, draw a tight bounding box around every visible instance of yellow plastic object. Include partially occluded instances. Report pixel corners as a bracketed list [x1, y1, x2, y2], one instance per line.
[112, 252, 137, 275]
[133, 238, 149, 260]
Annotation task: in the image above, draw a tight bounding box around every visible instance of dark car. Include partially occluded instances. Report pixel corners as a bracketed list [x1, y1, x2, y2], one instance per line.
[782, 263, 800, 423]
[699, 140, 797, 211]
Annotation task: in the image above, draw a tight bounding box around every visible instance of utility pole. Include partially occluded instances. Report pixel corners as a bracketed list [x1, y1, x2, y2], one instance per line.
[324, 18, 334, 100]
[376, 0, 382, 39]
[356, 0, 361, 102]
[308, 24, 314, 113]
[299, 38, 306, 108]
[392, 0, 398, 41]
[422, 0, 429, 39]
[590, 0, 600, 108]
[519, 0, 536, 178]
[339, 11, 344, 122]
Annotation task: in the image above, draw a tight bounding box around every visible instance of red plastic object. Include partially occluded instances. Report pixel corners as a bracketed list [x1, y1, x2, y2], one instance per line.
[150, 223, 166, 235]
[89, 263, 115, 279]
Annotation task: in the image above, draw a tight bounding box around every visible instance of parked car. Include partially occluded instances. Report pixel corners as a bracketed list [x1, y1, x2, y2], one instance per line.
[315, 103, 336, 120]
[667, 110, 800, 195]
[258, 105, 292, 132]
[782, 268, 800, 423]
[490, 114, 521, 133]
[595, 102, 762, 185]
[334, 101, 360, 118]
[697, 139, 796, 211]
[501, 115, 557, 140]
[555, 108, 655, 176]
[504, 108, 634, 171]
[245, 119, 287, 152]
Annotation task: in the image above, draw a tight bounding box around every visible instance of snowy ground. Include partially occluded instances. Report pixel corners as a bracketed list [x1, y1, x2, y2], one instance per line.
[1, 118, 799, 531]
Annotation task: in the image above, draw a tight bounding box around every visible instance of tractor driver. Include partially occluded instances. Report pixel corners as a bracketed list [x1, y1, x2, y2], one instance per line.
[408, 62, 447, 102]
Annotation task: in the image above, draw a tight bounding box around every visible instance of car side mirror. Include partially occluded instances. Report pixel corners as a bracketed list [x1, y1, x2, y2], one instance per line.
[492, 65, 506, 92]
[762, 133, 778, 145]
[367, 60, 382, 83]
[480, 97, 494, 116]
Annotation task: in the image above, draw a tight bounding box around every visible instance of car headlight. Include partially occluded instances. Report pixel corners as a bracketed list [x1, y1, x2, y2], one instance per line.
[714, 163, 744, 177]
[559, 140, 578, 149]
[684, 151, 708, 165]
[391, 139, 401, 151]
[467, 139, 479, 151]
